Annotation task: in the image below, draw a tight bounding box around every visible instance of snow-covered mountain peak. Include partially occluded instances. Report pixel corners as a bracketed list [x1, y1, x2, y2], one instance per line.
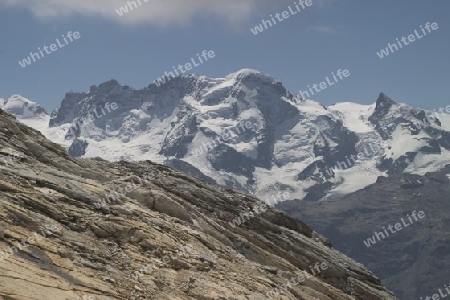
[226, 68, 275, 82]
[0, 95, 47, 119]
[4, 72, 450, 203]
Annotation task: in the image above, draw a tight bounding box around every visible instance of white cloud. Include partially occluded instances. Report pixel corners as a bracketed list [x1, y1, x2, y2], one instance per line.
[0, 0, 297, 26]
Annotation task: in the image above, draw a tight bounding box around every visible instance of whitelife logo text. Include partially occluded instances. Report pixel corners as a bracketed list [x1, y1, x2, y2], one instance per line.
[376, 22, 439, 59]
[18, 31, 81, 68]
[250, 0, 313, 35]
[295, 69, 350, 101]
[154, 50, 215, 87]
[363, 210, 425, 247]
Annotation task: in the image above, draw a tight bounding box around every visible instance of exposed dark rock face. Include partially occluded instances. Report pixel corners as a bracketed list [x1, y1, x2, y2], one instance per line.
[68, 138, 89, 157]
[208, 144, 256, 178]
[369, 93, 399, 140]
[0, 108, 397, 299]
[159, 114, 198, 158]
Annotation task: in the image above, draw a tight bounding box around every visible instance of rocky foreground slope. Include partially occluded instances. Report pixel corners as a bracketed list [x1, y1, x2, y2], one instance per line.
[0, 111, 397, 300]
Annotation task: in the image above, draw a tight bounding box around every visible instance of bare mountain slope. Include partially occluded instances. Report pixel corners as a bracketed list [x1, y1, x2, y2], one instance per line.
[0, 109, 397, 299]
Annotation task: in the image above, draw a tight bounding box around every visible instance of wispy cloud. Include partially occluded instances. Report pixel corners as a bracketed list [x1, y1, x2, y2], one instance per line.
[0, 0, 295, 26]
[308, 25, 337, 35]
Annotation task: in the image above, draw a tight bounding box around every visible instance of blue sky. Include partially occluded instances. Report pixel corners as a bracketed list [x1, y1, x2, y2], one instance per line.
[0, 0, 449, 111]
